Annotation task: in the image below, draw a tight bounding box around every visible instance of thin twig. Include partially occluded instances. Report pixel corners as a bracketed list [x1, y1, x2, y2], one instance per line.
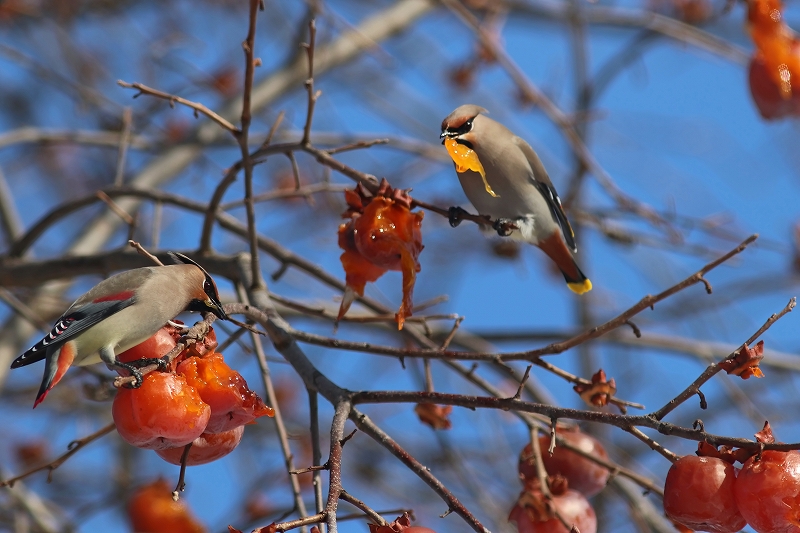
[117, 80, 239, 134]
[651, 297, 796, 421]
[239, 0, 263, 291]
[1, 423, 115, 487]
[282, 235, 759, 362]
[301, 20, 318, 145]
[235, 281, 309, 525]
[128, 240, 164, 266]
[339, 489, 387, 526]
[96, 191, 134, 226]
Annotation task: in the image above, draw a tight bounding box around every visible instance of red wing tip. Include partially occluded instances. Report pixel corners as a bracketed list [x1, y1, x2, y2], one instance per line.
[33, 391, 48, 409]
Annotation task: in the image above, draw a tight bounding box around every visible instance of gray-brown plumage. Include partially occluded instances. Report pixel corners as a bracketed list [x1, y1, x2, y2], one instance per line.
[10, 254, 228, 407]
[441, 104, 591, 294]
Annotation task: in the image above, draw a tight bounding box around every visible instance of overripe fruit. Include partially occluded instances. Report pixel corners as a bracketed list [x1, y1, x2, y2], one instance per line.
[113, 372, 210, 450]
[155, 426, 244, 466]
[177, 352, 273, 434]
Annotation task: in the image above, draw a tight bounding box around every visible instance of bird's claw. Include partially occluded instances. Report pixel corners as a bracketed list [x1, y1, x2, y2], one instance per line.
[129, 368, 144, 388]
[493, 218, 518, 237]
[448, 206, 469, 228]
[114, 361, 145, 388]
[115, 358, 171, 388]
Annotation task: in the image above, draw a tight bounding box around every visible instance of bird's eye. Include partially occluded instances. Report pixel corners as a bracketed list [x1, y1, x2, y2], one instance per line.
[453, 118, 474, 136]
[203, 279, 213, 292]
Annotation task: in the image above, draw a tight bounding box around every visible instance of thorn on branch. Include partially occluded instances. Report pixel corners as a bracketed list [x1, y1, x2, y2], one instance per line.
[697, 390, 707, 410]
[340, 428, 358, 447]
[272, 263, 289, 281]
[698, 274, 712, 294]
[624, 320, 641, 338]
[693, 419, 705, 432]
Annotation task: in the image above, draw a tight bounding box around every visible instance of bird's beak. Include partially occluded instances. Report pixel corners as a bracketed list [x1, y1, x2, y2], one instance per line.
[206, 297, 229, 321]
[440, 131, 448, 139]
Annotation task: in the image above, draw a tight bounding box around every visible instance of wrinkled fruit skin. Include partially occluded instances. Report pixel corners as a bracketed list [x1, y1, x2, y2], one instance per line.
[117, 326, 178, 364]
[519, 428, 610, 497]
[337, 194, 424, 329]
[351, 197, 424, 272]
[128, 478, 205, 533]
[177, 352, 274, 434]
[663, 455, 746, 533]
[113, 372, 210, 450]
[338, 224, 387, 296]
[155, 426, 244, 466]
[404, 528, 438, 533]
[509, 489, 597, 533]
[735, 450, 800, 533]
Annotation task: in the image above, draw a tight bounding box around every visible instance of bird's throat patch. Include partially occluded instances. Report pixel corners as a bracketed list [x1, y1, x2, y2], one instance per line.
[444, 138, 499, 198]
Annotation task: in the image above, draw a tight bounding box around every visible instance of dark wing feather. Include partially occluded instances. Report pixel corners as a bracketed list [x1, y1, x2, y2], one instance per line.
[512, 136, 578, 253]
[10, 298, 136, 368]
[533, 181, 577, 253]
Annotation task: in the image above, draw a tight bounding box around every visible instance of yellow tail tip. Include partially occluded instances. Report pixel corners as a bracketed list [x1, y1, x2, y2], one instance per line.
[568, 278, 592, 295]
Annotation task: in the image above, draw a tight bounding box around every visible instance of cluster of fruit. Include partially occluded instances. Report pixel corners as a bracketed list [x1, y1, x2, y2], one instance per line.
[510, 426, 608, 533]
[664, 423, 800, 533]
[337, 179, 424, 330]
[112, 324, 274, 465]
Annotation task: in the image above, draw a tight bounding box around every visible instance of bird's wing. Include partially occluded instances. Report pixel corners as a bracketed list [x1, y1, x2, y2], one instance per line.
[11, 296, 137, 368]
[512, 136, 578, 253]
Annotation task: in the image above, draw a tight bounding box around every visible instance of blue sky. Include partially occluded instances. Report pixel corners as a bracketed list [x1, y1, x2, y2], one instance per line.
[1, 1, 800, 532]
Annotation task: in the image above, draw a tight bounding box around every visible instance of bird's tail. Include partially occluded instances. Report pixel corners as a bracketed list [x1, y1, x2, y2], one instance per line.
[537, 233, 592, 295]
[33, 343, 75, 408]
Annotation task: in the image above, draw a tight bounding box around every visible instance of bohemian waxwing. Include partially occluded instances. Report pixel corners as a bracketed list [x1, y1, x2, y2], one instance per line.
[10, 253, 228, 407]
[440, 104, 592, 295]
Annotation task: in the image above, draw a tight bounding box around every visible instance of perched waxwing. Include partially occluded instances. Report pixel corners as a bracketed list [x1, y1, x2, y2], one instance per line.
[440, 104, 592, 295]
[10, 253, 228, 407]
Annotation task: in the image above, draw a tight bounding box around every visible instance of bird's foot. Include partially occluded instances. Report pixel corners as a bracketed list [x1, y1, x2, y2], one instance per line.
[114, 361, 145, 388]
[448, 206, 470, 228]
[493, 218, 518, 237]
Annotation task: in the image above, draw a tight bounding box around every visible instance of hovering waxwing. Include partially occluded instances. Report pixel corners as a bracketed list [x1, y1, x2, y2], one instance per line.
[10, 253, 228, 407]
[440, 104, 592, 295]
